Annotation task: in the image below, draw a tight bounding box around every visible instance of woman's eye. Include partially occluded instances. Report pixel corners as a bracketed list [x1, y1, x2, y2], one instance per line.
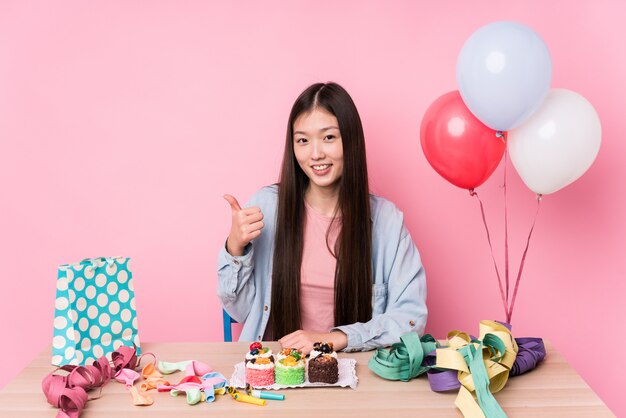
[296, 138, 308, 144]
[324, 135, 335, 141]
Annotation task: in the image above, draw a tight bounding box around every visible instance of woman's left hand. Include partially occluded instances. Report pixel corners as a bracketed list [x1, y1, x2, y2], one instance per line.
[278, 330, 348, 355]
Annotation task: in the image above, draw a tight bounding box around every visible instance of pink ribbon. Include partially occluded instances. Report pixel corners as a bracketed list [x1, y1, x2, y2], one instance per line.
[42, 346, 142, 418]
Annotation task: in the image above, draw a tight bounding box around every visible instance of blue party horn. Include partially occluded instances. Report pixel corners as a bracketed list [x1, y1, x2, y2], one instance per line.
[245, 383, 285, 400]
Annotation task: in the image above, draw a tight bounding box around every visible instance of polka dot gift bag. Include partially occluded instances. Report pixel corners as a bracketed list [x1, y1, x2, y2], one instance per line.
[51, 257, 141, 366]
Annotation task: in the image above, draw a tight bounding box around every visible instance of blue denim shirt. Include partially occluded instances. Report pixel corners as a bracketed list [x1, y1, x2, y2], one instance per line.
[217, 185, 427, 352]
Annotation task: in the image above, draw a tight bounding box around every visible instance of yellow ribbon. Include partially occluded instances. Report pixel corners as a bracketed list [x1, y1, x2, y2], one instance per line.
[435, 320, 518, 418]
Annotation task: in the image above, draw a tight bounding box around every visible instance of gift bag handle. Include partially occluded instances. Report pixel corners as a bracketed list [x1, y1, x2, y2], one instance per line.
[79, 257, 118, 272]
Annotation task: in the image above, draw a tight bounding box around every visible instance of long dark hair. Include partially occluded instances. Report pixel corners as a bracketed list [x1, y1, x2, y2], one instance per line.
[269, 82, 373, 339]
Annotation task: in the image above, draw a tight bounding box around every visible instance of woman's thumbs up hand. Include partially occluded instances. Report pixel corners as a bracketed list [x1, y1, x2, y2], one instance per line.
[223, 194, 264, 256]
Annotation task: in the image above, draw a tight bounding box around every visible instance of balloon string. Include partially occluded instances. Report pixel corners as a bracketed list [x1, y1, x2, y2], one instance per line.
[507, 194, 542, 323]
[469, 189, 507, 320]
[503, 148, 510, 314]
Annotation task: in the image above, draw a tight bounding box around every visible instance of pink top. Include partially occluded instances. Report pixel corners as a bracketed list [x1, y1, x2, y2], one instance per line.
[300, 201, 340, 333]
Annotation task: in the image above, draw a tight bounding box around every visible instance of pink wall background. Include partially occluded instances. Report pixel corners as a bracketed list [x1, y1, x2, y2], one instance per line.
[1, 0, 624, 415]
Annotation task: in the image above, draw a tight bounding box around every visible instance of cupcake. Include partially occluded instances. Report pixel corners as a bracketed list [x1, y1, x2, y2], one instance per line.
[274, 348, 305, 385]
[308, 342, 339, 384]
[245, 342, 274, 363]
[245, 342, 275, 387]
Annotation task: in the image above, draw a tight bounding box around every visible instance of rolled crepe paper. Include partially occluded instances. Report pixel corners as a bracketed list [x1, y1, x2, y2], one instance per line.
[369, 321, 532, 417]
[510, 337, 546, 376]
[368, 333, 438, 381]
[494, 321, 546, 376]
[425, 337, 546, 391]
[427, 330, 475, 393]
[426, 369, 462, 392]
[434, 321, 518, 417]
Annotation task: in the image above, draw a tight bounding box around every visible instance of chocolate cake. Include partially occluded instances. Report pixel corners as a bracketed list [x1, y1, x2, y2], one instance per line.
[307, 342, 339, 384]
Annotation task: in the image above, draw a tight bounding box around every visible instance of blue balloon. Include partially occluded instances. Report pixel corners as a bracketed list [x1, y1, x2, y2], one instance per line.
[456, 21, 552, 131]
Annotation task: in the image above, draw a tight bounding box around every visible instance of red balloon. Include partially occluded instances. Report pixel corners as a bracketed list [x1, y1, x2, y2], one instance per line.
[420, 91, 506, 189]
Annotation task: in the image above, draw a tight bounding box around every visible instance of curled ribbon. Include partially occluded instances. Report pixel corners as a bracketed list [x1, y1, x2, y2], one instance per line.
[42, 345, 148, 417]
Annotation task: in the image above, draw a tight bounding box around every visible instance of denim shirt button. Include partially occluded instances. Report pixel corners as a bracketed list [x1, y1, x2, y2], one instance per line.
[233, 259, 240, 265]
[409, 320, 416, 327]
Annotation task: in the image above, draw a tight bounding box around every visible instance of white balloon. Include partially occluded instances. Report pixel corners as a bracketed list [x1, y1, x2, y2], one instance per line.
[508, 89, 601, 195]
[457, 21, 552, 131]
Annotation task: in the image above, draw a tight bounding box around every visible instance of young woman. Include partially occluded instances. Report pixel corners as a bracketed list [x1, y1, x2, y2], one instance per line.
[218, 82, 427, 354]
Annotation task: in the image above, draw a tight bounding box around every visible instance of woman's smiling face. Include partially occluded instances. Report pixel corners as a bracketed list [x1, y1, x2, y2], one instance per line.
[292, 108, 344, 194]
